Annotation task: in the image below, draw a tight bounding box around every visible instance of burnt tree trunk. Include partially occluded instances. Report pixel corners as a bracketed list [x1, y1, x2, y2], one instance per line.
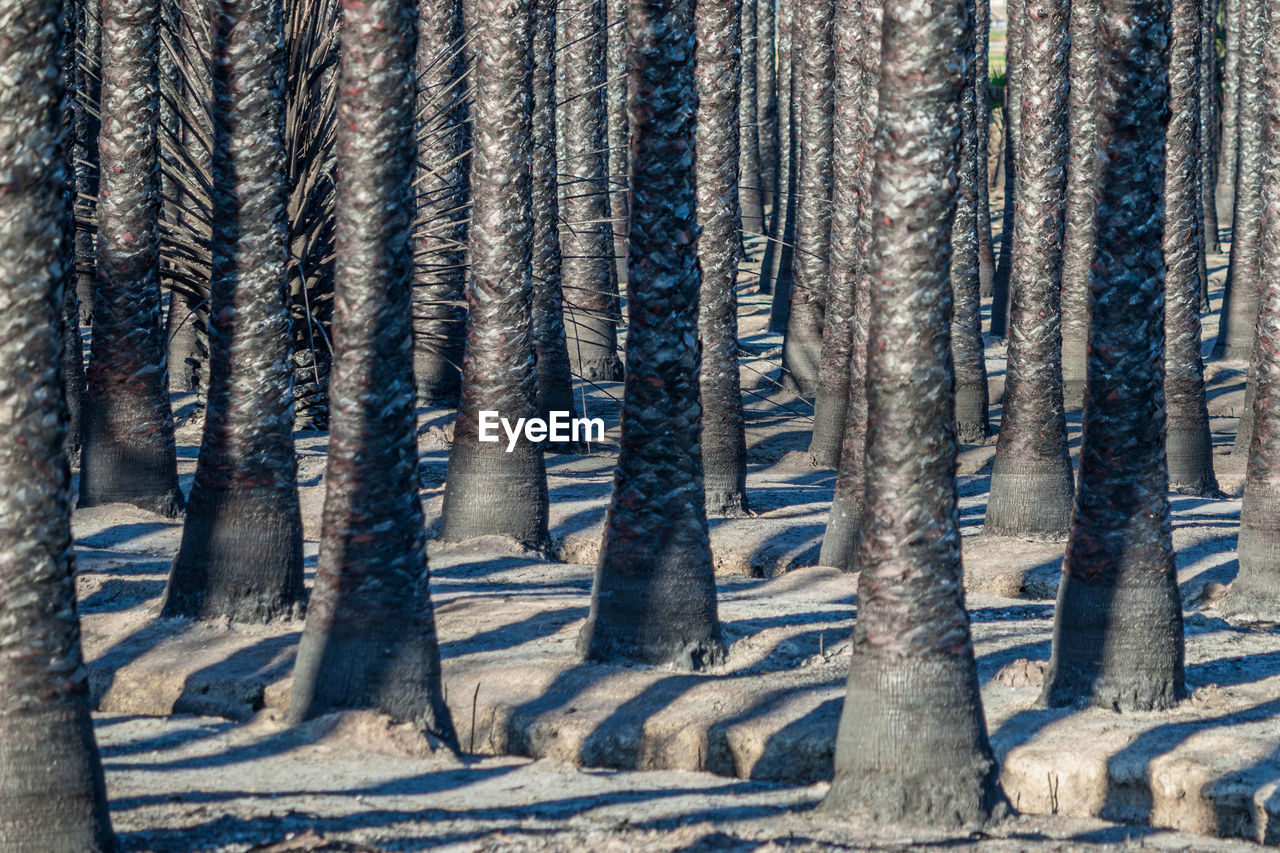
[820, 0, 1005, 825]
[577, 0, 724, 669]
[696, 0, 750, 516]
[560, 0, 623, 381]
[988, 0, 1021, 340]
[607, 0, 630, 287]
[1164, 0, 1218, 496]
[1200, 0, 1220, 253]
[738, 0, 765, 239]
[984, 0, 1073, 538]
[61, 0, 85, 467]
[439, 0, 550, 547]
[757, 0, 778, 210]
[411, 0, 469, 407]
[761, 0, 797, 303]
[1217, 0, 1240, 223]
[1043, 0, 1185, 712]
[975, 0, 996, 296]
[817, 0, 880, 571]
[0, 0, 116, 843]
[73, 0, 101, 326]
[80, 0, 184, 516]
[779, 0, 833, 395]
[1215, 0, 1264, 361]
[287, 0, 456, 745]
[161, 0, 306, 623]
[1059, 0, 1101, 409]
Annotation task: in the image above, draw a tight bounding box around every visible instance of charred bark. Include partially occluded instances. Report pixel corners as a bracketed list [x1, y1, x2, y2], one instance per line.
[560, 0, 623, 381]
[1059, 0, 1101, 409]
[412, 0, 469, 407]
[73, 0, 101, 327]
[985, 0, 1073, 538]
[80, 0, 184, 517]
[61, 0, 85, 467]
[757, 0, 778, 210]
[821, 0, 1004, 825]
[1164, 0, 1218, 496]
[162, 0, 306, 623]
[287, 0, 456, 745]
[696, 0, 750, 516]
[974, 0, 996, 297]
[1217, 0, 1240, 223]
[738, 0, 765, 239]
[779, 0, 833, 396]
[0, 0, 116, 843]
[1043, 0, 1184, 712]
[761, 0, 796, 305]
[1215, 0, 1264, 361]
[578, 0, 724, 669]
[988, 0, 1021, 340]
[607, 0, 629, 286]
[1200, 0, 1220, 254]
[439, 0, 550, 547]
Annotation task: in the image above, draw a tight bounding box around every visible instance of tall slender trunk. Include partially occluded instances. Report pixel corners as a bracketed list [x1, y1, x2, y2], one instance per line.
[696, 0, 750, 516]
[74, 0, 101, 326]
[985, 0, 1073, 537]
[412, 0, 469, 407]
[1215, 0, 1264, 361]
[439, 0, 550, 548]
[821, 0, 1004, 825]
[817, 0, 880, 571]
[760, 0, 796, 301]
[1217, 0, 1240, 223]
[1201, 0, 1221, 254]
[1043, 0, 1184, 712]
[287, 0, 456, 745]
[0, 0, 116, 843]
[738, 0, 765, 239]
[1059, 0, 1101, 409]
[756, 0, 778, 210]
[530, 0, 578, 425]
[779, 0, 833, 395]
[80, 0, 184, 516]
[63, 0, 86, 467]
[560, 0, 623, 381]
[161, 0, 305, 622]
[606, 0, 629, 287]
[1165, 0, 1218, 496]
[974, 0, 996, 296]
[578, 0, 723, 669]
[988, 0, 1021, 340]
[1222, 4, 1280, 618]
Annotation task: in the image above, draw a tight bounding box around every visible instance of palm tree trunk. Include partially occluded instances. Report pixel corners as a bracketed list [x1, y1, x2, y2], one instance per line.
[817, 0, 879, 572]
[560, 0, 623, 381]
[73, 0, 101, 326]
[1200, 0, 1220, 254]
[757, 0, 778, 211]
[607, 0, 629, 287]
[577, 0, 723, 669]
[287, 0, 456, 745]
[439, 0, 550, 547]
[0, 0, 115, 843]
[738, 0, 765, 240]
[974, 0, 996, 296]
[988, 0, 1021, 340]
[821, 0, 1004, 825]
[985, 0, 1073, 538]
[697, 0, 750, 517]
[1217, 0, 1240, 223]
[761, 0, 796, 303]
[1059, 0, 1100, 409]
[1165, 0, 1218, 496]
[62, 0, 86, 467]
[412, 0, 469, 407]
[779, 0, 833, 396]
[161, 0, 306, 623]
[1215, 0, 1264, 361]
[1043, 0, 1184, 712]
[80, 0, 184, 517]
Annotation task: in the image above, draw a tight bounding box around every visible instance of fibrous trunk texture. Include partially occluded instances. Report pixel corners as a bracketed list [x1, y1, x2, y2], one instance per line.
[61, 0, 85, 467]
[80, 0, 184, 517]
[530, 0, 578, 426]
[0, 0, 116, 844]
[73, 0, 101, 328]
[738, 0, 765, 239]
[577, 0, 724, 669]
[761, 0, 797, 303]
[779, 0, 833, 396]
[560, 0, 623, 381]
[817, 0, 880, 571]
[988, 0, 1021, 339]
[974, 0, 995, 296]
[606, 0, 629, 286]
[820, 0, 1004, 826]
[1217, 0, 1240, 223]
[696, 0, 750, 516]
[951, 0, 990, 446]
[1215, 0, 1265, 361]
[162, 0, 306, 623]
[1221, 11, 1280, 621]
[984, 0, 1073, 538]
[1164, 0, 1217, 496]
[411, 0, 469, 407]
[1043, 0, 1185, 712]
[1058, 0, 1100, 409]
[756, 0, 778, 210]
[1200, 0, 1220, 254]
[287, 0, 456, 747]
[440, 0, 550, 548]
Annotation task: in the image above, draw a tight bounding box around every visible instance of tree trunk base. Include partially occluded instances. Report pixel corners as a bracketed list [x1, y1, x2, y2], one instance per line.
[578, 622, 725, 671]
[983, 455, 1073, 538]
[414, 351, 462, 409]
[78, 420, 184, 518]
[1166, 421, 1219, 497]
[808, 389, 847, 468]
[1220, 520, 1280, 621]
[818, 496, 863, 572]
[955, 381, 990, 445]
[440, 438, 550, 550]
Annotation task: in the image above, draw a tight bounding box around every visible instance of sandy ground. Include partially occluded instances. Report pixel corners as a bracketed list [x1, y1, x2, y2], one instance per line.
[69, 223, 1280, 852]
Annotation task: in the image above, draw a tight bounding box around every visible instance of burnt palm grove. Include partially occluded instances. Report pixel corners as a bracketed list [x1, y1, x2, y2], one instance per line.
[4, 0, 1280, 841]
